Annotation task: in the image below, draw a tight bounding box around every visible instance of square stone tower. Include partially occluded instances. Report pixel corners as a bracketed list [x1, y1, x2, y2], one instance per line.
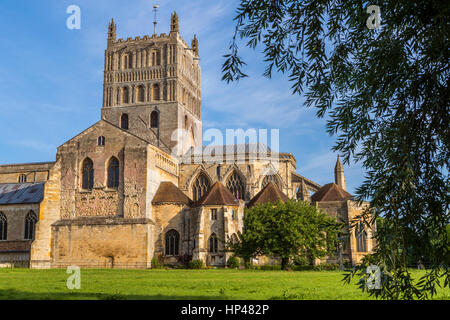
[101, 12, 202, 156]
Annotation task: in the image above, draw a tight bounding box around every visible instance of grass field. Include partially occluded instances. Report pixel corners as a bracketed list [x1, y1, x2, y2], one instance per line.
[0, 268, 448, 300]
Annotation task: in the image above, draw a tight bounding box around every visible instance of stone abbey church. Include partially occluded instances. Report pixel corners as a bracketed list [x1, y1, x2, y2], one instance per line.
[0, 12, 375, 269]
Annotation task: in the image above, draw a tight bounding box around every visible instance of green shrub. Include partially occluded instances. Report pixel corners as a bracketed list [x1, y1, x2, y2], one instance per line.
[293, 256, 310, 266]
[151, 256, 164, 269]
[313, 263, 339, 271]
[292, 265, 314, 271]
[343, 260, 353, 269]
[227, 256, 240, 269]
[188, 259, 204, 269]
[244, 260, 253, 269]
[259, 265, 282, 271]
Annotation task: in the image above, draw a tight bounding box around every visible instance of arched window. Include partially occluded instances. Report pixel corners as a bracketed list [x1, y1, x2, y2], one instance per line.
[152, 50, 160, 66]
[209, 233, 218, 253]
[165, 229, 180, 256]
[192, 173, 210, 202]
[152, 84, 160, 101]
[0, 212, 7, 241]
[123, 55, 128, 70]
[24, 211, 38, 240]
[122, 87, 129, 104]
[121, 113, 129, 130]
[150, 111, 159, 128]
[262, 174, 280, 189]
[123, 54, 132, 69]
[107, 157, 120, 188]
[18, 174, 27, 183]
[137, 85, 145, 102]
[98, 136, 105, 146]
[356, 223, 368, 252]
[226, 171, 245, 200]
[82, 158, 94, 190]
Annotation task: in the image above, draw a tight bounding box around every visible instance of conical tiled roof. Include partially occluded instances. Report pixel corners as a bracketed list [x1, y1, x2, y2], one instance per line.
[311, 183, 353, 202]
[152, 182, 192, 205]
[247, 181, 289, 207]
[194, 182, 238, 206]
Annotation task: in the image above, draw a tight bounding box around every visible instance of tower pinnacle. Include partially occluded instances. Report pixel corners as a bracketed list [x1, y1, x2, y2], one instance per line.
[191, 34, 199, 56]
[334, 155, 346, 191]
[171, 11, 179, 33]
[107, 18, 116, 46]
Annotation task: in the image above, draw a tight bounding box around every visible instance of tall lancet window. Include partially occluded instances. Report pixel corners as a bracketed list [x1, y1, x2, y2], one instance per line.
[82, 158, 94, 190]
[356, 223, 368, 252]
[165, 229, 180, 256]
[150, 111, 159, 128]
[0, 212, 7, 241]
[152, 84, 160, 101]
[107, 157, 120, 189]
[192, 173, 210, 202]
[226, 171, 245, 200]
[121, 113, 129, 130]
[122, 87, 129, 104]
[24, 211, 38, 240]
[209, 233, 218, 253]
[137, 85, 145, 102]
[262, 174, 280, 189]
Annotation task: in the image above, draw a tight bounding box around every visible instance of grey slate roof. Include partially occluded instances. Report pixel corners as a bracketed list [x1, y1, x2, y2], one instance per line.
[0, 183, 45, 205]
[182, 144, 278, 164]
[183, 143, 272, 156]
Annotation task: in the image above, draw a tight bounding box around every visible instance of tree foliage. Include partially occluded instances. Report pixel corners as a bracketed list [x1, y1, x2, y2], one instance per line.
[222, 0, 449, 299]
[228, 200, 341, 270]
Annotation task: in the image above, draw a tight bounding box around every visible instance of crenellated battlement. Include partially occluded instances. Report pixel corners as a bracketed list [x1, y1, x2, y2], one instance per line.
[115, 33, 172, 45]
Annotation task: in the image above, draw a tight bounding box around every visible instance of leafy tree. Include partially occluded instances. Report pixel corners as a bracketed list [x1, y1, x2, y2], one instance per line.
[227, 203, 268, 267]
[227, 256, 240, 269]
[222, 0, 449, 299]
[228, 200, 341, 270]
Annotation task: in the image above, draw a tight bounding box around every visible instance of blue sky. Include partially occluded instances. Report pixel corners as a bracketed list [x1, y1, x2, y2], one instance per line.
[0, 0, 365, 194]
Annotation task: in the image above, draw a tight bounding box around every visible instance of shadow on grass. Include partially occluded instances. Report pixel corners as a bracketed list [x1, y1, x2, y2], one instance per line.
[0, 289, 226, 300]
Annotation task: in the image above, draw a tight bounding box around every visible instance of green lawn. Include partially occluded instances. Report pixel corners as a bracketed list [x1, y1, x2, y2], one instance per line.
[0, 268, 448, 300]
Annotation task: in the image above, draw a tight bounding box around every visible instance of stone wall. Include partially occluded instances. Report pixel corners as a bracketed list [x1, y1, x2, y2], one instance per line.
[192, 203, 244, 267]
[51, 217, 153, 268]
[0, 203, 40, 240]
[346, 200, 376, 264]
[57, 121, 148, 219]
[0, 162, 54, 184]
[315, 200, 376, 265]
[30, 160, 61, 268]
[0, 204, 39, 266]
[152, 203, 187, 264]
[146, 145, 179, 220]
